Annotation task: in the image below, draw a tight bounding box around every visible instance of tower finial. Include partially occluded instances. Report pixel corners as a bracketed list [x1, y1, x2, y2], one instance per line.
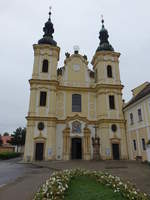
[38, 6, 57, 46]
[48, 6, 52, 21]
[101, 15, 104, 27]
[96, 15, 114, 52]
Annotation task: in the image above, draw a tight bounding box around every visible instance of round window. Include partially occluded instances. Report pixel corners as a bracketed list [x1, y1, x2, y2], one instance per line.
[111, 124, 117, 132]
[38, 122, 44, 131]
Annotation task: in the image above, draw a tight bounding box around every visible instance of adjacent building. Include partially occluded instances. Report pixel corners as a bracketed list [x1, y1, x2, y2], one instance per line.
[124, 82, 150, 161]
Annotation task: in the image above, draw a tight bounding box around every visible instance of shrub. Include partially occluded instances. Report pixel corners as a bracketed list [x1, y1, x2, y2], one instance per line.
[0, 152, 21, 160]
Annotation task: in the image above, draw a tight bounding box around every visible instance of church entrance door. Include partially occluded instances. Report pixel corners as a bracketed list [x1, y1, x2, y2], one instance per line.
[71, 138, 82, 159]
[35, 143, 44, 161]
[112, 143, 120, 160]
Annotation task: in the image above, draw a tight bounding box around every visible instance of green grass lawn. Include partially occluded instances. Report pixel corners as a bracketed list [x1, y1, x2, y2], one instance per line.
[65, 176, 125, 200]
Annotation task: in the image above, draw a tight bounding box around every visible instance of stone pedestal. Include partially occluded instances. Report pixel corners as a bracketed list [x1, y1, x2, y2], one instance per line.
[92, 137, 100, 160]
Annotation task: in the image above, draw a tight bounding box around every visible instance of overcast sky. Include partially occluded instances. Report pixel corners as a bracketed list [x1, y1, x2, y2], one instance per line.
[0, 0, 150, 133]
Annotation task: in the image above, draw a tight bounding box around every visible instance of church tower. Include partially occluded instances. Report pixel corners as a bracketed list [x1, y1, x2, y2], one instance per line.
[24, 9, 60, 162]
[91, 18, 128, 160]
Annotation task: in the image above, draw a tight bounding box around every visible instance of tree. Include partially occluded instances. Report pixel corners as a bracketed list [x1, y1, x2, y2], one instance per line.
[3, 132, 9, 136]
[9, 127, 26, 152]
[0, 134, 3, 146]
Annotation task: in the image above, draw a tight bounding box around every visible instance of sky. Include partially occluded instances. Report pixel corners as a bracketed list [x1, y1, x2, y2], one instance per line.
[0, 0, 150, 133]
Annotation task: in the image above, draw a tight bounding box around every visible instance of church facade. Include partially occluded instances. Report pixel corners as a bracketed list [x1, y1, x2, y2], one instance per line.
[24, 11, 128, 162]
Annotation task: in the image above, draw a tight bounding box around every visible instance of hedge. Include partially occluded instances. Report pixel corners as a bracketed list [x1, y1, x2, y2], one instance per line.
[0, 152, 21, 160]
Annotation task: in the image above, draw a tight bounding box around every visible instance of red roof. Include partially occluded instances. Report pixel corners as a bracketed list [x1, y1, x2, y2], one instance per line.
[1, 136, 12, 145]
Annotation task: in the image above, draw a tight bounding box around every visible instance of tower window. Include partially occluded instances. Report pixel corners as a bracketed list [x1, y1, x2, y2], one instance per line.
[109, 95, 115, 109]
[142, 138, 146, 151]
[130, 113, 134, 125]
[107, 65, 112, 78]
[133, 140, 136, 151]
[95, 69, 98, 82]
[72, 94, 81, 112]
[40, 91, 47, 106]
[138, 108, 142, 121]
[42, 59, 49, 73]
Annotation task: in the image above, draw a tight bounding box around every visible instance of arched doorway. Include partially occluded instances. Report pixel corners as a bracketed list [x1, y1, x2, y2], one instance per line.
[71, 138, 82, 159]
[35, 142, 44, 161]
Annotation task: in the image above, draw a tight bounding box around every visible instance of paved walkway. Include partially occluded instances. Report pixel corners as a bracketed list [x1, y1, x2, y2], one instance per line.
[34, 160, 150, 195]
[0, 158, 53, 200]
[0, 159, 149, 199]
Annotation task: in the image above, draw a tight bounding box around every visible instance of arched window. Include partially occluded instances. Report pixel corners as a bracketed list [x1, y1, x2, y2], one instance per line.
[42, 59, 48, 73]
[72, 94, 81, 112]
[107, 65, 112, 78]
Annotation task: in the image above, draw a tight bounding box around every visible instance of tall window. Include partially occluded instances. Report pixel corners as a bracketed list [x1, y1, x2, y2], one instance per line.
[40, 91, 47, 106]
[42, 59, 49, 73]
[72, 94, 81, 112]
[142, 138, 146, 151]
[130, 113, 134, 125]
[138, 108, 142, 121]
[133, 140, 137, 151]
[107, 65, 112, 78]
[109, 95, 115, 109]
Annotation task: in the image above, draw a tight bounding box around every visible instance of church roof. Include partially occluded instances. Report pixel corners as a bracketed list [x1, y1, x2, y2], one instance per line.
[38, 8, 57, 46]
[124, 82, 150, 109]
[96, 18, 114, 52]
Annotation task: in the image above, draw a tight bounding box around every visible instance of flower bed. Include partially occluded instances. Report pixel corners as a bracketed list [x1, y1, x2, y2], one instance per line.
[33, 169, 150, 200]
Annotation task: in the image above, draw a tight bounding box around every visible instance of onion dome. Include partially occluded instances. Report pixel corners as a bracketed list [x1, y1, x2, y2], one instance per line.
[97, 17, 114, 52]
[38, 8, 57, 46]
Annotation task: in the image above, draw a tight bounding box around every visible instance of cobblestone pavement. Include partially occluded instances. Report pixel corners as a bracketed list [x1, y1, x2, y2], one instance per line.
[34, 160, 150, 195]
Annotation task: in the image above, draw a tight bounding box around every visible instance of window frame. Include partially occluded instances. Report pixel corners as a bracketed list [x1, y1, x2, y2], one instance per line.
[39, 91, 47, 107]
[72, 94, 82, 112]
[42, 59, 49, 73]
[137, 108, 142, 122]
[133, 139, 137, 151]
[107, 65, 113, 78]
[130, 113, 134, 125]
[141, 138, 146, 151]
[109, 95, 115, 110]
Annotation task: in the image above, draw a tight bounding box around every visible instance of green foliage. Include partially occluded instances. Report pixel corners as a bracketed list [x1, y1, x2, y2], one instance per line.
[9, 127, 26, 151]
[65, 176, 124, 200]
[0, 152, 21, 160]
[3, 132, 9, 136]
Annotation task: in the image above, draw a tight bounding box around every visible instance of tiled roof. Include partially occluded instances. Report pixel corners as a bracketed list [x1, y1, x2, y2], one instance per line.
[124, 83, 150, 109]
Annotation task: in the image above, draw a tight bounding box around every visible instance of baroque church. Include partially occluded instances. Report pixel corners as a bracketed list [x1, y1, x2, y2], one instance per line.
[24, 10, 128, 162]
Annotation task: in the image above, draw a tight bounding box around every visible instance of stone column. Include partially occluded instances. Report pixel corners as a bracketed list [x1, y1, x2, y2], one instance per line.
[83, 126, 91, 160]
[47, 121, 56, 160]
[63, 126, 70, 160]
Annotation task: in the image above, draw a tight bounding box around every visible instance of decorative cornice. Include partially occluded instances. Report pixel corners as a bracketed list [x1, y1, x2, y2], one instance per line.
[29, 79, 59, 87]
[33, 44, 60, 60]
[64, 54, 89, 65]
[96, 83, 124, 91]
[26, 115, 125, 125]
[29, 79, 123, 92]
[91, 51, 120, 67]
